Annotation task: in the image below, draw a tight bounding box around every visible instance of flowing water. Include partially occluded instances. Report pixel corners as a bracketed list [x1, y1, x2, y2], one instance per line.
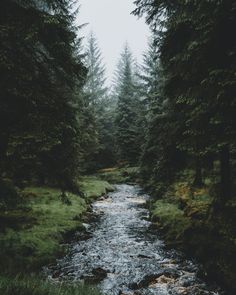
[47, 184, 223, 295]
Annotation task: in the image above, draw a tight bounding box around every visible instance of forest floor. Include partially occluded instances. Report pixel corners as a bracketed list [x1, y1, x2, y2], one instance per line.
[149, 170, 236, 293]
[0, 176, 113, 294]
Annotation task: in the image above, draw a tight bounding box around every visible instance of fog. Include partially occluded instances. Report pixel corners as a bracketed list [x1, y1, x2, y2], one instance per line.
[76, 0, 150, 84]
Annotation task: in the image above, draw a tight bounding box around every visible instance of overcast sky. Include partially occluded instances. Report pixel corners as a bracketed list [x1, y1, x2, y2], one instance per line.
[76, 0, 150, 84]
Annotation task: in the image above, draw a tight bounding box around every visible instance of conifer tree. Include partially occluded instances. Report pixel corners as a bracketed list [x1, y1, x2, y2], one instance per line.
[139, 37, 160, 108]
[0, 0, 86, 195]
[80, 32, 111, 171]
[114, 44, 143, 165]
[133, 0, 236, 200]
[83, 32, 108, 105]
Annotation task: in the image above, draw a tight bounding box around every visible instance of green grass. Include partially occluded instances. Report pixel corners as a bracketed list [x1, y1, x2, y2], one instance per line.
[151, 200, 191, 242]
[0, 176, 113, 274]
[151, 177, 214, 243]
[80, 176, 114, 199]
[97, 167, 139, 183]
[0, 276, 101, 295]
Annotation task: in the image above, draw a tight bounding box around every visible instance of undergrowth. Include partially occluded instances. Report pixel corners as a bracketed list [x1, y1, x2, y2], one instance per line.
[0, 276, 101, 295]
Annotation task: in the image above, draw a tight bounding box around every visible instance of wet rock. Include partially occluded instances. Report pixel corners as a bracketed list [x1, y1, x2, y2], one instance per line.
[149, 274, 176, 286]
[75, 230, 93, 241]
[185, 286, 208, 295]
[51, 271, 60, 279]
[101, 194, 110, 200]
[173, 286, 188, 294]
[81, 211, 97, 223]
[92, 267, 108, 279]
[137, 254, 152, 259]
[82, 267, 108, 284]
[118, 291, 141, 295]
[130, 271, 178, 290]
[178, 272, 196, 287]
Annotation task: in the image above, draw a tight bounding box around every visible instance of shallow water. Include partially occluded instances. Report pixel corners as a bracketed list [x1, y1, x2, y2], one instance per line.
[47, 184, 223, 295]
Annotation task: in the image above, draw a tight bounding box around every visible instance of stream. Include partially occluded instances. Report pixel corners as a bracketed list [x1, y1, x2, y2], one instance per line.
[47, 184, 223, 295]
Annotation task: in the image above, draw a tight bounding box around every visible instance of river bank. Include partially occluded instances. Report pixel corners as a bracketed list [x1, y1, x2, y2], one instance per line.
[148, 172, 236, 294]
[0, 176, 113, 294]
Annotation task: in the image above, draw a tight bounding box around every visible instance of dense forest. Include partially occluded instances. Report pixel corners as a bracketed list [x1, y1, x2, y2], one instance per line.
[0, 0, 236, 294]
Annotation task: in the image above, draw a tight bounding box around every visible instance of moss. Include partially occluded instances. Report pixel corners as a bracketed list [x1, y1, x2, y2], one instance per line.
[151, 200, 191, 243]
[149, 172, 236, 293]
[0, 176, 113, 274]
[0, 275, 101, 295]
[151, 180, 214, 239]
[80, 176, 114, 199]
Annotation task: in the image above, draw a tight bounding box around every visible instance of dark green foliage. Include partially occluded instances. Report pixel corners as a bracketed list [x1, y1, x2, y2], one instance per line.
[138, 37, 160, 108]
[80, 32, 117, 170]
[138, 37, 184, 188]
[134, 0, 236, 201]
[83, 32, 108, 105]
[114, 44, 144, 165]
[95, 96, 117, 168]
[0, 0, 87, 192]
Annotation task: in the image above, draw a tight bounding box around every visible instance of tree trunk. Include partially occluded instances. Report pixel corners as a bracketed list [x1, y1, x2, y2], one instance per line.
[220, 145, 231, 202]
[193, 157, 203, 186]
[205, 154, 214, 171]
[0, 132, 9, 177]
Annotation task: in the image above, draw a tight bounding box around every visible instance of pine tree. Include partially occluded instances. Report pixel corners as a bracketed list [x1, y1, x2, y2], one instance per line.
[114, 44, 143, 165]
[79, 32, 111, 171]
[133, 0, 236, 200]
[139, 37, 160, 109]
[83, 32, 108, 105]
[0, 0, 87, 195]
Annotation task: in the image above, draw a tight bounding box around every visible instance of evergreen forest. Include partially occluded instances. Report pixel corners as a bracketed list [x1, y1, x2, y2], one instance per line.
[0, 1, 236, 294]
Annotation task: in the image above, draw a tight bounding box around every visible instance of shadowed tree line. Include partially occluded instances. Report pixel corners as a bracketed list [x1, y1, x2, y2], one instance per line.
[0, 0, 88, 197]
[132, 0, 236, 204]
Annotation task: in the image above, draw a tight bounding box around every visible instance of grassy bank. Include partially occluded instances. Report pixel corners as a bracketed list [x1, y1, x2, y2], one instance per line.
[0, 176, 112, 294]
[0, 176, 113, 278]
[150, 173, 236, 293]
[0, 275, 101, 295]
[97, 167, 139, 184]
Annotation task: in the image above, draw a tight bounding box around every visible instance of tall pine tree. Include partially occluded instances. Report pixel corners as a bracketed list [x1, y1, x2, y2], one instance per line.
[79, 32, 111, 171]
[133, 0, 236, 199]
[114, 44, 143, 165]
[0, 0, 87, 197]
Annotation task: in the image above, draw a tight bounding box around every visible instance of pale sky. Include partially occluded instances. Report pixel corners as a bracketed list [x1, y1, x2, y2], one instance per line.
[76, 0, 151, 84]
